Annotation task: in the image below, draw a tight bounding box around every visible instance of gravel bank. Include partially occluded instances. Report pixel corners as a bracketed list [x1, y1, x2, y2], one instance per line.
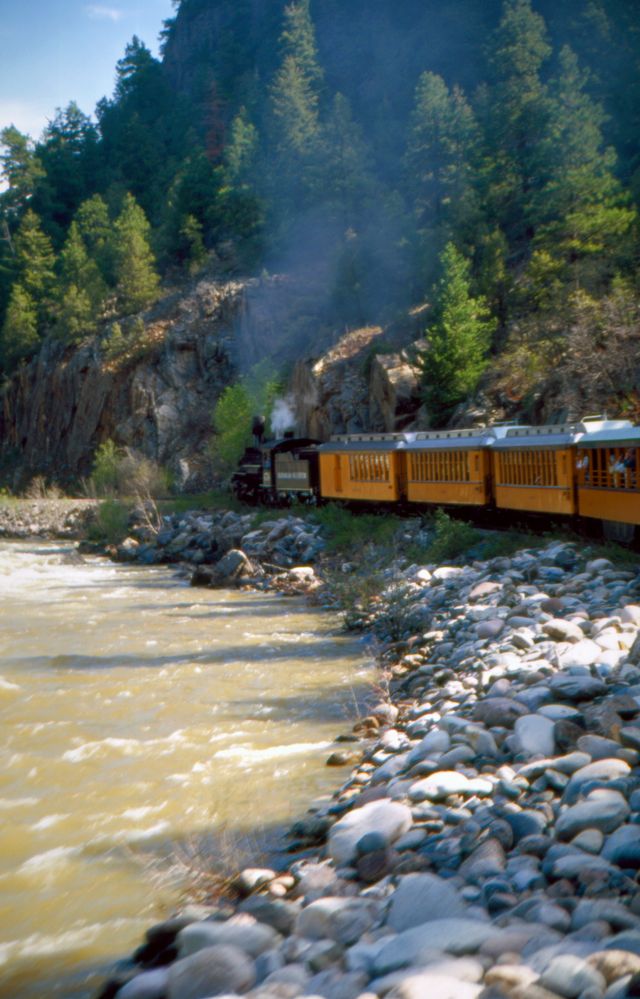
[91, 533, 640, 999]
[0, 498, 97, 538]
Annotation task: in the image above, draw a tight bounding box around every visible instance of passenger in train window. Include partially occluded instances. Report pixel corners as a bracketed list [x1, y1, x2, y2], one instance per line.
[622, 447, 637, 486]
[609, 448, 636, 486]
[576, 453, 590, 481]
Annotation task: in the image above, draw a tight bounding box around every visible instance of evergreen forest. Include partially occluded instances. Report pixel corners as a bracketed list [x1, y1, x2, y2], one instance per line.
[1, 0, 640, 426]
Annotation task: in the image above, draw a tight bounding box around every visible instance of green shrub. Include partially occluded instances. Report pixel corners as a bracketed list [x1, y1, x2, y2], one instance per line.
[210, 383, 254, 476]
[91, 439, 122, 496]
[425, 509, 481, 563]
[312, 505, 400, 554]
[89, 499, 130, 544]
[90, 440, 169, 499]
[117, 451, 170, 498]
[102, 318, 160, 367]
[209, 363, 283, 479]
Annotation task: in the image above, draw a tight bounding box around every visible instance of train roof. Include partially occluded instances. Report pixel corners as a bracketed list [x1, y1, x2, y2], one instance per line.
[404, 427, 508, 450]
[578, 421, 640, 448]
[490, 418, 638, 450]
[314, 420, 640, 453]
[317, 433, 406, 453]
[491, 423, 584, 449]
[261, 436, 320, 454]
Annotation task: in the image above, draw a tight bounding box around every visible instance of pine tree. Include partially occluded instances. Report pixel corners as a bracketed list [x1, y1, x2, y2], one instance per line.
[531, 46, 635, 285]
[0, 283, 39, 368]
[112, 194, 160, 313]
[279, 0, 324, 92]
[59, 222, 106, 304]
[271, 56, 320, 158]
[32, 103, 100, 239]
[268, 0, 324, 219]
[421, 243, 496, 426]
[224, 108, 259, 188]
[481, 0, 552, 252]
[0, 126, 45, 220]
[406, 72, 480, 276]
[97, 36, 185, 217]
[13, 209, 56, 323]
[75, 194, 112, 283]
[179, 214, 207, 272]
[54, 285, 96, 343]
[53, 221, 107, 340]
[322, 94, 374, 228]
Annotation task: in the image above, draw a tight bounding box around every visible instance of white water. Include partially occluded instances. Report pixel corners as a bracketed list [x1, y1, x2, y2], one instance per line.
[0, 541, 371, 998]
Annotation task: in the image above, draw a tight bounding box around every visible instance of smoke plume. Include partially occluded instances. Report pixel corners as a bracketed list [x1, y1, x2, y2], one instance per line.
[271, 397, 296, 436]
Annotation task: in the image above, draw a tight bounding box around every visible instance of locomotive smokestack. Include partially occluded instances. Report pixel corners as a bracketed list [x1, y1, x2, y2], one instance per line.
[252, 415, 266, 444]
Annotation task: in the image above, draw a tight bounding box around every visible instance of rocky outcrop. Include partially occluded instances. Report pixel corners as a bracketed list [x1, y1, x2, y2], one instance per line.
[369, 350, 423, 432]
[291, 328, 423, 438]
[0, 278, 243, 489]
[3, 269, 422, 490]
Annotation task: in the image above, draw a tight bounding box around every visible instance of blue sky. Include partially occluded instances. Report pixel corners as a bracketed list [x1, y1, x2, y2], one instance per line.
[0, 0, 176, 141]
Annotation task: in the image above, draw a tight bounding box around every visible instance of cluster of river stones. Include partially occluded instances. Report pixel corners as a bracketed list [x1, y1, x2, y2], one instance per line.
[98, 536, 640, 999]
[113, 509, 326, 592]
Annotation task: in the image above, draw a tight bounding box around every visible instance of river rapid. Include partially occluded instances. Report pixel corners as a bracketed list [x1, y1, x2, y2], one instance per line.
[0, 541, 371, 999]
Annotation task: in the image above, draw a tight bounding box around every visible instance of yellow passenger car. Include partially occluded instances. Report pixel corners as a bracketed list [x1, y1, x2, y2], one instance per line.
[491, 424, 583, 515]
[404, 429, 494, 506]
[317, 434, 405, 502]
[576, 421, 640, 539]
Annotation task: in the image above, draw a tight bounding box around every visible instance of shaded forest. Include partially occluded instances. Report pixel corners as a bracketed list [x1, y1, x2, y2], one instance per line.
[1, 0, 640, 426]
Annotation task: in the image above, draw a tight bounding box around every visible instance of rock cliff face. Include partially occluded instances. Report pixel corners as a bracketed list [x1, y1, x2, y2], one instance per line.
[290, 326, 423, 439]
[0, 278, 243, 489]
[0, 270, 426, 488]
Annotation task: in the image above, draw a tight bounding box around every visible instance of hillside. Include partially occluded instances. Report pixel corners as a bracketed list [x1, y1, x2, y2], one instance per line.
[1, 0, 640, 487]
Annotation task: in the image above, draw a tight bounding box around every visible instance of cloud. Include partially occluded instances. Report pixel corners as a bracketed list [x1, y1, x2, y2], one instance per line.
[85, 5, 125, 21]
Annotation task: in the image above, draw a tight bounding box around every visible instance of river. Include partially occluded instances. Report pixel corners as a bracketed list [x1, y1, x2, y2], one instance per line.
[0, 541, 371, 998]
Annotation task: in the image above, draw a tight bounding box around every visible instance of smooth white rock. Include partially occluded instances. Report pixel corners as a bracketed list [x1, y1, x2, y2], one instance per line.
[386, 874, 467, 932]
[513, 714, 556, 757]
[328, 800, 413, 866]
[373, 919, 493, 975]
[177, 918, 280, 959]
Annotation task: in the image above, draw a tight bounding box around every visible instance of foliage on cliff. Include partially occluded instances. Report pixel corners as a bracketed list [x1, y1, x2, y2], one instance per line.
[1, 0, 639, 425]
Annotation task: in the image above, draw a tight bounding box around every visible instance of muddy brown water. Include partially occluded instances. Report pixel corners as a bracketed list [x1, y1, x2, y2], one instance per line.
[0, 541, 372, 998]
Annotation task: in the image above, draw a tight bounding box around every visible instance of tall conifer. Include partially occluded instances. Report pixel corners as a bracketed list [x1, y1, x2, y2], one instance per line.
[482, 0, 552, 251]
[406, 72, 480, 275]
[421, 243, 496, 426]
[0, 283, 39, 367]
[532, 46, 635, 283]
[53, 221, 107, 340]
[13, 210, 56, 323]
[268, 0, 324, 218]
[112, 194, 160, 313]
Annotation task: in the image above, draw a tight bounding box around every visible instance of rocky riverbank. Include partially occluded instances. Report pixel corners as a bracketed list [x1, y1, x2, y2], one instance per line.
[91, 530, 640, 999]
[99, 506, 329, 594]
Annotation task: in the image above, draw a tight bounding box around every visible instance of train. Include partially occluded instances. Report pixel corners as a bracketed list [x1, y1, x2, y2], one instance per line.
[231, 416, 640, 542]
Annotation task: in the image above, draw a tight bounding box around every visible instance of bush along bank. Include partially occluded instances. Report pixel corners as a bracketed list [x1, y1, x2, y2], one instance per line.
[93, 537, 640, 999]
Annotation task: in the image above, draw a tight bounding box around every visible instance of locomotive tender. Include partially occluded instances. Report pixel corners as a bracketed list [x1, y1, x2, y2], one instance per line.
[232, 417, 640, 540]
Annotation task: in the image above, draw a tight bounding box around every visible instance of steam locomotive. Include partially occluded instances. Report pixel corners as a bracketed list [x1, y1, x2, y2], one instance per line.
[231, 416, 640, 541]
